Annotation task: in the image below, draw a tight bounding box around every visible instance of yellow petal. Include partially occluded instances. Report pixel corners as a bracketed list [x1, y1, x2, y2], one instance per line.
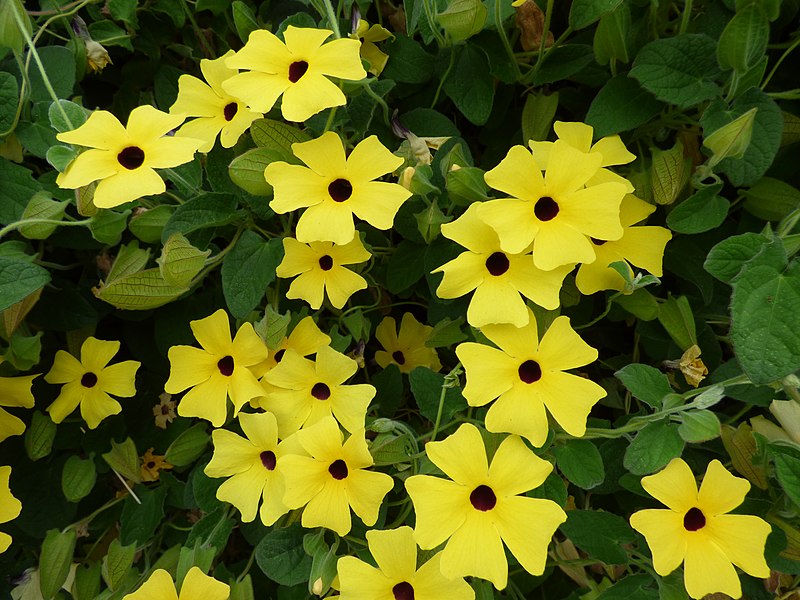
[433, 252, 485, 300]
[302, 478, 352, 536]
[232, 322, 268, 367]
[165, 345, 217, 393]
[365, 526, 418, 581]
[456, 342, 517, 407]
[477, 198, 539, 255]
[345, 181, 411, 231]
[484, 145, 545, 203]
[144, 135, 202, 169]
[56, 149, 119, 189]
[345, 469, 393, 527]
[697, 459, 750, 516]
[0, 375, 37, 409]
[591, 135, 636, 166]
[544, 141, 602, 194]
[0, 408, 25, 442]
[287, 316, 330, 355]
[281, 454, 326, 509]
[683, 535, 742, 599]
[425, 423, 488, 486]
[93, 168, 166, 209]
[296, 416, 344, 462]
[323, 266, 367, 309]
[199, 51, 237, 96]
[80, 388, 121, 429]
[123, 569, 179, 600]
[640, 458, 698, 512]
[170, 74, 221, 118]
[532, 220, 596, 270]
[488, 435, 553, 496]
[331, 386, 373, 434]
[80, 337, 120, 373]
[126, 105, 185, 143]
[47, 381, 85, 424]
[538, 316, 597, 370]
[467, 278, 529, 328]
[405, 475, 469, 549]
[276, 236, 319, 277]
[481, 313, 539, 358]
[190, 309, 233, 356]
[413, 552, 475, 599]
[281, 73, 346, 122]
[336, 555, 395, 600]
[296, 201, 357, 245]
[306, 36, 366, 80]
[346, 135, 403, 182]
[485, 384, 550, 447]
[98, 360, 139, 397]
[228, 367, 265, 412]
[629, 508, 687, 575]
[612, 226, 671, 276]
[537, 371, 605, 438]
[215, 465, 268, 522]
[553, 121, 593, 152]
[175, 118, 221, 153]
[440, 512, 508, 589]
[178, 566, 230, 600]
[205, 429, 260, 476]
[239, 411, 279, 451]
[509, 257, 571, 311]
[221, 71, 288, 114]
[0, 466, 22, 523]
[292, 131, 346, 177]
[177, 374, 230, 427]
[705, 514, 771, 577]
[56, 110, 127, 150]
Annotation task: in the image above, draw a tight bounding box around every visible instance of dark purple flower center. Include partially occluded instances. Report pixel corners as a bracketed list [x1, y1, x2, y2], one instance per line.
[117, 146, 145, 170]
[392, 350, 406, 365]
[260, 450, 276, 470]
[518, 360, 542, 383]
[534, 196, 559, 221]
[318, 255, 334, 271]
[288, 60, 309, 83]
[217, 355, 234, 376]
[328, 459, 348, 480]
[392, 582, 415, 600]
[223, 102, 238, 121]
[328, 178, 353, 202]
[311, 382, 331, 400]
[81, 372, 98, 388]
[274, 349, 286, 362]
[683, 507, 706, 531]
[485, 252, 510, 276]
[470, 484, 497, 511]
[590, 237, 607, 246]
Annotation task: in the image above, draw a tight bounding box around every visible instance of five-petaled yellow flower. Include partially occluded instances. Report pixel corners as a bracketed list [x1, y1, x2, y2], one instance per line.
[406, 424, 566, 589]
[456, 308, 605, 447]
[337, 526, 475, 600]
[0, 466, 21, 554]
[223, 26, 366, 122]
[433, 202, 572, 327]
[630, 458, 771, 599]
[281, 416, 394, 536]
[55, 105, 201, 208]
[352, 19, 393, 76]
[375, 313, 441, 374]
[170, 50, 262, 153]
[0, 374, 38, 442]
[122, 566, 229, 600]
[266, 131, 411, 244]
[165, 309, 266, 427]
[276, 235, 371, 310]
[45, 337, 140, 429]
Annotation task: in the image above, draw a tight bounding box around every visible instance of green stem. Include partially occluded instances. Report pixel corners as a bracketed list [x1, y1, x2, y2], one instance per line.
[575, 292, 624, 329]
[360, 79, 391, 125]
[762, 34, 800, 89]
[180, 0, 214, 57]
[0, 217, 92, 240]
[63, 496, 124, 532]
[531, 0, 555, 76]
[430, 48, 455, 108]
[320, 0, 341, 38]
[679, 0, 693, 35]
[495, 0, 522, 80]
[422, 0, 447, 46]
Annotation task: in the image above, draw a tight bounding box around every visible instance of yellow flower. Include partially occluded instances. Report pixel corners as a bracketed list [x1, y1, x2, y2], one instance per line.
[251, 314, 330, 383]
[336, 526, 475, 600]
[405, 424, 566, 589]
[455, 308, 605, 447]
[55, 105, 201, 209]
[751, 399, 800, 446]
[204, 411, 297, 525]
[122, 566, 229, 600]
[433, 202, 572, 327]
[0, 374, 37, 442]
[140, 448, 172, 482]
[45, 337, 140, 429]
[629, 458, 771, 599]
[352, 19, 393, 76]
[0, 466, 22, 553]
[276, 235, 370, 310]
[164, 309, 267, 427]
[152, 392, 176, 429]
[575, 195, 672, 294]
[223, 26, 366, 122]
[170, 50, 262, 153]
[281, 416, 394, 536]
[479, 139, 627, 270]
[375, 313, 441, 374]
[266, 132, 410, 244]
[262, 345, 374, 437]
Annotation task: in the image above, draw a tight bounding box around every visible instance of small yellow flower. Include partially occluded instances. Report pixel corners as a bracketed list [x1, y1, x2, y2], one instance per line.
[375, 313, 441, 373]
[165, 309, 267, 427]
[630, 458, 771, 599]
[266, 131, 410, 244]
[55, 105, 201, 209]
[45, 337, 140, 429]
[122, 567, 229, 600]
[352, 19, 393, 76]
[140, 448, 172, 482]
[223, 26, 366, 122]
[0, 466, 22, 553]
[152, 392, 176, 429]
[0, 374, 38, 442]
[276, 235, 371, 310]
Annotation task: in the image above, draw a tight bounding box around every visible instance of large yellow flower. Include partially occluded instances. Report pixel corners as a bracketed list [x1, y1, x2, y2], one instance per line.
[170, 50, 262, 153]
[265, 132, 411, 244]
[479, 139, 627, 270]
[575, 194, 672, 294]
[336, 526, 474, 600]
[165, 309, 267, 427]
[375, 313, 441, 374]
[45, 337, 140, 429]
[281, 416, 394, 536]
[55, 105, 201, 208]
[433, 202, 572, 327]
[630, 458, 771, 599]
[0, 374, 38, 442]
[0, 466, 21, 553]
[223, 26, 366, 122]
[276, 235, 370, 310]
[406, 424, 566, 589]
[455, 309, 605, 446]
[122, 567, 229, 600]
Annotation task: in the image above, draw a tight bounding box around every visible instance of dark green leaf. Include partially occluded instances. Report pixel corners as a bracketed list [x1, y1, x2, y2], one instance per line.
[615, 364, 673, 408]
[624, 420, 685, 475]
[386, 240, 427, 294]
[382, 34, 436, 83]
[221, 230, 283, 319]
[666, 184, 729, 234]
[770, 445, 800, 508]
[717, 5, 770, 72]
[409, 367, 466, 425]
[586, 76, 664, 137]
[162, 193, 238, 242]
[444, 44, 494, 125]
[596, 574, 659, 600]
[120, 486, 167, 545]
[560, 510, 636, 564]
[39, 529, 77, 600]
[62, 456, 96, 503]
[0, 256, 50, 314]
[101, 539, 136, 591]
[255, 524, 313, 586]
[553, 439, 605, 489]
[0, 158, 41, 225]
[533, 45, 595, 85]
[743, 177, 800, 221]
[704, 232, 785, 283]
[0, 72, 19, 134]
[569, 0, 624, 29]
[28, 46, 76, 102]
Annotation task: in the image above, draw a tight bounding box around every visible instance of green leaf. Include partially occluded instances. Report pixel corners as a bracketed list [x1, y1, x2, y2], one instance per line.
[533, 44, 595, 85]
[62, 456, 96, 503]
[624, 420, 685, 475]
[232, 1, 258, 43]
[770, 445, 800, 508]
[175, 543, 216, 589]
[522, 91, 559, 143]
[95, 268, 189, 310]
[72, 563, 101, 600]
[102, 437, 142, 483]
[229, 148, 282, 196]
[106, 242, 150, 283]
[657, 295, 697, 350]
[255, 524, 313, 586]
[39, 529, 77, 600]
[593, 3, 630, 64]
[596, 574, 659, 600]
[553, 439, 605, 489]
[221, 230, 283, 319]
[186, 506, 235, 550]
[717, 5, 770, 73]
[48, 100, 86, 134]
[382, 35, 436, 84]
[101, 539, 136, 591]
[0, 72, 19, 134]
[28, 46, 76, 102]
[560, 510, 637, 564]
[166, 423, 210, 467]
[650, 140, 690, 205]
[438, 0, 487, 42]
[120, 486, 167, 545]
[162, 193, 239, 242]
[129, 205, 174, 243]
[678, 410, 721, 442]
[254, 306, 291, 349]
[45, 144, 78, 172]
[569, 0, 624, 29]
[743, 177, 800, 221]
[614, 288, 659, 321]
[157, 233, 210, 287]
[629, 34, 722, 108]
[17, 192, 69, 240]
[0, 158, 41, 225]
[730, 261, 800, 384]
[704, 107, 757, 168]
[89, 209, 129, 245]
[108, 0, 138, 25]
[387, 240, 427, 294]
[615, 364, 673, 408]
[230, 575, 255, 600]
[250, 118, 309, 155]
[24, 411, 56, 461]
[0, 256, 50, 312]
[443, 44, 494, 125]
[586, 75, 664, 137]
[425, 317, 467, 348]
[704, 232, 784, 283]
[0, 0, 31, 53]
[409, 367, 466, 425]
[666, 184, 729, 234]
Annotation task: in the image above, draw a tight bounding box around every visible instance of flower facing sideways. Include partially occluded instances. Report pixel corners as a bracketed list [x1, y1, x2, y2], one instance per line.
[456, 308, 605, 447]
[352, 19, 393, 76]
[266, 132, 410, 244]
[0, 374, 38, 442]
[122, 567, 229, 600]
[375, 313, 441, 374]
[630, 458, 771, 599]
[170, 50, 262, 153]
[0, 466, 21, 553]
[281, 416, 394, 536]
[165, 309, 266, 427]
[45, 337, 140, 429]
[223, 26, 365, 122]
[406, 424, 566, 589]
[56, 105, 201, 208]
[337, 526, 475, 600]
